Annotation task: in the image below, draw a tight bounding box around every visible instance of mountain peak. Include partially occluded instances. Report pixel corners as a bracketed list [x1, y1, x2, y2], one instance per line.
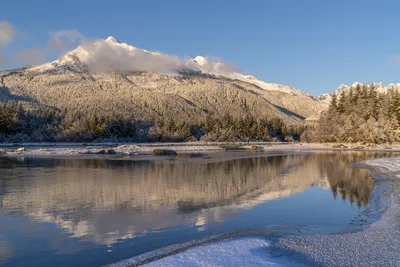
[105, 36, 119, 43]
[193, 56, 208, 66]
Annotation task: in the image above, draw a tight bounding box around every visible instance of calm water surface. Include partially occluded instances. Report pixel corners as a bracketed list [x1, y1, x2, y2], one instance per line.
[0, 151, 397, 266]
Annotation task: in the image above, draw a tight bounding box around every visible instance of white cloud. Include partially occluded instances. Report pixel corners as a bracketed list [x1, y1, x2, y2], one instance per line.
[0, 52, 5, 67]
[186, 56, 239, 75]
[48, 29, 87, 52]
[84, 40, 184, 73]
[83, 40, 239, 75]
[0, 21, 16, 47]
[1, 28, 88, 67]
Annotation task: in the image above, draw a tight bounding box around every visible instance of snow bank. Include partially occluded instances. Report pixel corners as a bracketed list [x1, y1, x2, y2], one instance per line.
[0, 142, 349, 157]
[7, 142, 400, 157]
[115, 144, 224, 153]
[110, 235, 305, 267]
[143, 237, 305, 267]
[1, 144, 224, 156]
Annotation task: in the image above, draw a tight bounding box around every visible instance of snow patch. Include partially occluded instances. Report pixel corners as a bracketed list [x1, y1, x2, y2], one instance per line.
[106, 36, 118, 43]
[143, 237, 305, 267]
[111, 236, 306, 267]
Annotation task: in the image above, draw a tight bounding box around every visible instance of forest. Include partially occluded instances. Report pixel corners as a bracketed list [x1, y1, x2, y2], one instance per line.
[2, 82, 399, 144]
[0, 101, 303, 142]
[302, 83, 400, 144]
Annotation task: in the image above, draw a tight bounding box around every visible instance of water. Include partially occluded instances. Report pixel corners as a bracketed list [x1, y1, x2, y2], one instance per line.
[0, 151, 397, 266]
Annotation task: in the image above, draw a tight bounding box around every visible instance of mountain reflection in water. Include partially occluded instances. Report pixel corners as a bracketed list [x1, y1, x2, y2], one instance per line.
[0, 151, 396, 264]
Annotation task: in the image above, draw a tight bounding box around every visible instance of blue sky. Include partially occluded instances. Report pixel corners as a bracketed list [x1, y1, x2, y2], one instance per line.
[1, 0, 400, 95]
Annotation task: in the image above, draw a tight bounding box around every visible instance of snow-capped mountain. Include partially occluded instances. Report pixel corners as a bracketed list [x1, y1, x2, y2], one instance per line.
[1, 36, 327, 123]
[29, 36, 307, 96]
[317, 82, 400, 105]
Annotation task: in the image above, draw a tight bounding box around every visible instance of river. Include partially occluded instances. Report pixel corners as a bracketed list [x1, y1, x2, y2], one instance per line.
[0, 151, 397, 266]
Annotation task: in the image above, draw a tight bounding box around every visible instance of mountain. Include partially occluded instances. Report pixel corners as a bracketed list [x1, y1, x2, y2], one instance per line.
[28, 36, 311, 97]
[0, 36, 327, 141]
[317, 82, 400, 105]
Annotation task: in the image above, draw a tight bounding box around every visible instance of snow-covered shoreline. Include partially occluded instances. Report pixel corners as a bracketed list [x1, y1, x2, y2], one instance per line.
[116, 237, 307, 267]
[1, 142, 400, 157]
[110, 157, 400, 267]
[0, 141, 287, 148]
[0, 143, 227, 156]
[0, 142, 294, 157]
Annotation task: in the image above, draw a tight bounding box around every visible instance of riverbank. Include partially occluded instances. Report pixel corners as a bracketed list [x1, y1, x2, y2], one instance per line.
[1, 142, 400, 157]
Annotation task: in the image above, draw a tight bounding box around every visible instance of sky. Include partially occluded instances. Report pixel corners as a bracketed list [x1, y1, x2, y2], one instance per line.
[1, 0, 400, 95]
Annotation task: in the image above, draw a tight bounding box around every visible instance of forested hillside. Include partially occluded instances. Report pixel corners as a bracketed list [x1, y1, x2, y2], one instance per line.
[3, 78, 400, 144]
[303, 83, 400, 143]
[0, 100, 304, 142]
[0, 70, 318, 143]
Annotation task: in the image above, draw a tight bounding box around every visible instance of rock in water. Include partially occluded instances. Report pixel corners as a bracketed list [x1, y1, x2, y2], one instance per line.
[15, 147, 26, 153]
[79, 149, 114, 155]
[105, 149, 116, 154]
[250, 145, 264, 152]
[153, 149, 178, 156]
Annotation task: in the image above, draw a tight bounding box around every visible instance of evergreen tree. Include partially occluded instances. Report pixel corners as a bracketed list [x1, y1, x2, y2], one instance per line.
[329, 93, 338, 113]
[337, 90, 347, 114]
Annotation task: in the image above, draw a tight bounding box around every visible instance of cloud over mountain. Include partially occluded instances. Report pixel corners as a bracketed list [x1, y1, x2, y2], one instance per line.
[0, 21, 17, 66]
[0, 22, 90, 67]
[83, 37, 184, 73]
[0, 22, 239, 79]
[0, 21, 16, 47]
